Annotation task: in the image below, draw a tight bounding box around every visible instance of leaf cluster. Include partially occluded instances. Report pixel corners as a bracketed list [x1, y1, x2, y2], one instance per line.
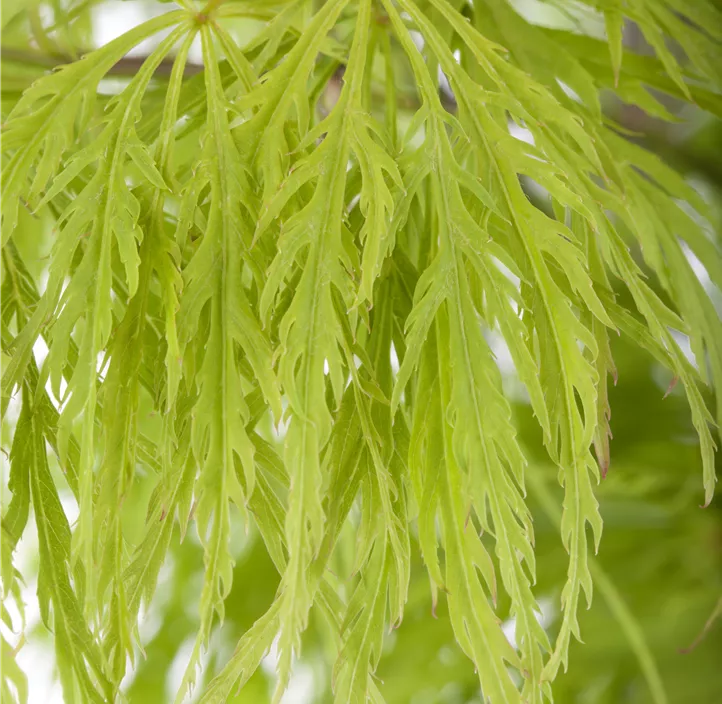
[1, 1, 721, 703]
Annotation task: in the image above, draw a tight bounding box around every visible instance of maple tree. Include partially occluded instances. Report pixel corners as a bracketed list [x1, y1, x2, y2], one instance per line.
[2, 1, 721, 702]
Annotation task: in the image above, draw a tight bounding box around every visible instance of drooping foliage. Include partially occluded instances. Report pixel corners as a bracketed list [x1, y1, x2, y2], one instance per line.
[1, 1, 721, 703]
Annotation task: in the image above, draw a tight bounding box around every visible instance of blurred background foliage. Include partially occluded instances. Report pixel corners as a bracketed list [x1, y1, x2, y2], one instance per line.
[1, 1, 721, 703]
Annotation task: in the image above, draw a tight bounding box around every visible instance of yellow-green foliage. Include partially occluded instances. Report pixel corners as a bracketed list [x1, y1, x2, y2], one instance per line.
[1, 1, 721, 703]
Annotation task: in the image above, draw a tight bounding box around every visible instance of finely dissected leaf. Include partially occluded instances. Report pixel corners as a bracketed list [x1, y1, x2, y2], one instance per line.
[1, 1, 721, 703]
[17, 386, 110, 703]
[173, 24, 281, 700]
[49, 25, 191, 623]
[383, 2, 553, 696]
[98, 30, 197, 684]
[0, 10, 185, 244]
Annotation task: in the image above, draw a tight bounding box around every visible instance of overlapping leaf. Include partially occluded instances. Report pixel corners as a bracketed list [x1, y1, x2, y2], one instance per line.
[1, 2, 720, 703]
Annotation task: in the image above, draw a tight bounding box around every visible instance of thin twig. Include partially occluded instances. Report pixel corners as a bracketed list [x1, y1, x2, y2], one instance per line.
[1, 47, 204, 77]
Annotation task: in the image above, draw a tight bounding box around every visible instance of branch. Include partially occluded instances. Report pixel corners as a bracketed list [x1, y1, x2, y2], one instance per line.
[1, 47, 203, 77]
